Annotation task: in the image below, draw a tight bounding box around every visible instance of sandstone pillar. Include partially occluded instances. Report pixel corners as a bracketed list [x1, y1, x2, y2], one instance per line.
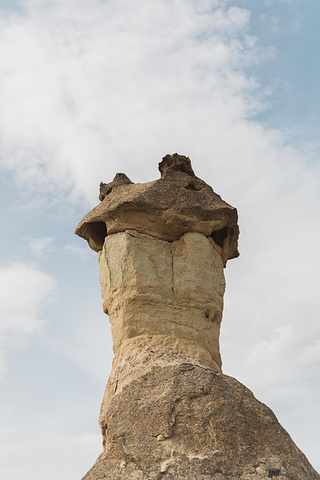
[75, 154, 319, 480]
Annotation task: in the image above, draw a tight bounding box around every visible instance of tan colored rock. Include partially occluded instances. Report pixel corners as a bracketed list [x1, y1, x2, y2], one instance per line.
[98, 230, 225, 367]
[75, 155, 319, 479]
[99, 335, 221, 433]
[82, 335, 320, 480]
[75, 153, 239, 266]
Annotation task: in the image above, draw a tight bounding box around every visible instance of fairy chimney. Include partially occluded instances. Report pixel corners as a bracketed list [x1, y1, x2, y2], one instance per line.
[75, 154, 319, 480]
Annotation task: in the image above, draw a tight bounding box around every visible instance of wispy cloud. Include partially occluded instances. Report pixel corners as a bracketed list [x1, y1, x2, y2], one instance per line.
[0, 430, 101, 480]
[260, 13, 280, 33]
[27, 236, 55, 257]
[64, 243, 95, 259]
[0, 262, 56, 377]
[264, 0, 292, 5]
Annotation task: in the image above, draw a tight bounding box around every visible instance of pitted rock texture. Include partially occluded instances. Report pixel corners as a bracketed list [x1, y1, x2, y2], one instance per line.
[76, 156, 318, 480]
[98, 230, 225, 367]
[83, 335, 319, 480]
[99, 335, 221, 431]
[75, 154, 239, 266]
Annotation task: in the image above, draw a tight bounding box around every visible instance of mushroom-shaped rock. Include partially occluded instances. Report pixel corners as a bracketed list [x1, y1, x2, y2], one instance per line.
[75, 155, 319, 480]
[75, 154, 239, 266]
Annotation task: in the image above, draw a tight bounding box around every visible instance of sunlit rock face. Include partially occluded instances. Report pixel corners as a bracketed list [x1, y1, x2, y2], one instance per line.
[98, 230, 225, 368]
[75, 154, 319, 480]
[89, 335, 319, 480]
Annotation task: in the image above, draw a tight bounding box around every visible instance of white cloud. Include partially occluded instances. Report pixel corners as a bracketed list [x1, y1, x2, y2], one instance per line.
[0, 430, 101, 480]
[264, 0, 291, 5]
[0, 0, 271, 204]
[260, 13, 280, 33]
[27, 236, 55, 257]
[25, 237, 96, 259]
[64, 243, 95, 259]
[299, 340, 320, 365]
[0, 262, 56, 376]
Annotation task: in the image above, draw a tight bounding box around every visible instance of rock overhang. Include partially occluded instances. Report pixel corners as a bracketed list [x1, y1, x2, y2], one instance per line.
[75, 154, 240, 266]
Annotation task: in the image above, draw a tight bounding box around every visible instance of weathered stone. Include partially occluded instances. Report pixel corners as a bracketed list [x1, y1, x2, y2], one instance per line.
[82, 335, 320, 480]
[99, 173, 133, 201]
[159, 152, 195, 176]
[75, 155, 319, 479]
[98, 230, 225, 367]
[99, 335, 221, 428]
[75, 154, 239, 266]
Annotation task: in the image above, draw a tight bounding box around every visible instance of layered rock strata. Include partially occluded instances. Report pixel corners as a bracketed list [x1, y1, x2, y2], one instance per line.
[75, 154, 319, 480]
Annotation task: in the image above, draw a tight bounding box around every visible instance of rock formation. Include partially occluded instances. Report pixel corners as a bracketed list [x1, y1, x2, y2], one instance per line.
[75, 154, 319, 480]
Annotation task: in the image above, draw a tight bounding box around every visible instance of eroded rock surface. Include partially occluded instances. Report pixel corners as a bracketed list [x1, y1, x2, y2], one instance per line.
[83, 335, 320, 480]
[75, 154, 239, 266]
[98, 230, 225, 367]
[75, 155, 319, 480]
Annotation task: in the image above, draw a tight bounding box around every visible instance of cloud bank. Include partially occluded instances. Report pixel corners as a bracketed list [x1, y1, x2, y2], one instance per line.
[0, 0, 273, 203]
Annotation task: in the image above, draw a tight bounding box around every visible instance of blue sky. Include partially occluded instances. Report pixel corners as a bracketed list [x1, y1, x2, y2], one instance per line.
[241, 0, 320, 146]
[0, 1, 319, 478]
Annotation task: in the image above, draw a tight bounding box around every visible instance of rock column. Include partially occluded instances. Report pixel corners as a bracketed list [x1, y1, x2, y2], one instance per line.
[98, 230, 225, 368]
[75, 154, 319, 480]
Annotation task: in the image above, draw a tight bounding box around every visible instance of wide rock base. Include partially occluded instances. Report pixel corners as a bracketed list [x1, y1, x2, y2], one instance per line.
[82, 335, 319, 480]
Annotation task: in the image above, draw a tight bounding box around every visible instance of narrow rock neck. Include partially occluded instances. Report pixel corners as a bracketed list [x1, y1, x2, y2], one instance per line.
[98, 229, 226, 368]
[99, 334, 222, 451]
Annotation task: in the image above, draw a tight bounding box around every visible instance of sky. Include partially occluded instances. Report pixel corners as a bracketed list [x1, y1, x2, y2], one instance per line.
[0, 0, 319, 478]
